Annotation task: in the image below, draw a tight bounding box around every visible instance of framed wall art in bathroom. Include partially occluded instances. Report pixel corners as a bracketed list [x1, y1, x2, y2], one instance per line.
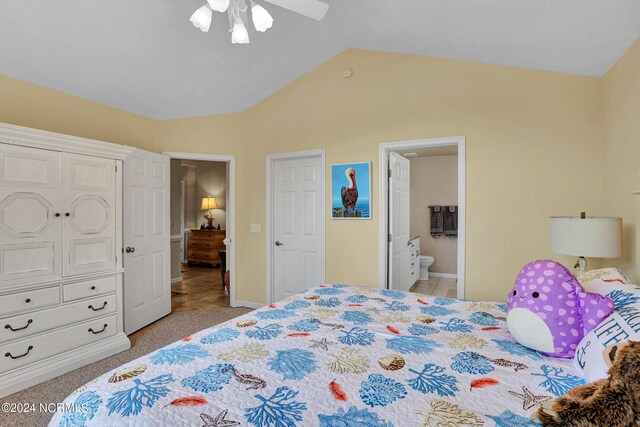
[331, 161, 371, 219]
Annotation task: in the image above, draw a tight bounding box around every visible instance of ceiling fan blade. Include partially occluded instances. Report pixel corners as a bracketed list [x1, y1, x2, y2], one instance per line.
[262, 0, 329, 21]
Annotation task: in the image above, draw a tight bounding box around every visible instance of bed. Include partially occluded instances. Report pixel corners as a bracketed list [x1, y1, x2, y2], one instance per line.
[49, 285, 586, 426]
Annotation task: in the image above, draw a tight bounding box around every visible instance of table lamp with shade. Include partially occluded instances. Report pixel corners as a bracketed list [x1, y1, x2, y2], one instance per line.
[549, 212, 622, 277]
[200, 196, 218, 229]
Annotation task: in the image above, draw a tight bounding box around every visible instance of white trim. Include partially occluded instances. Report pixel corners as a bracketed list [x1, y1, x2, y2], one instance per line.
[378, 137, 466, 300]
[171, 277, 183, 284]
[0, 122, 135, 160]
[170, 235, 183, 242]
[429, 272, 458, 280]
[266, 149, 326, 304]
[163, 152, 237, 308]
[234, 300, 264, 310]
[633, 188, 640, 195]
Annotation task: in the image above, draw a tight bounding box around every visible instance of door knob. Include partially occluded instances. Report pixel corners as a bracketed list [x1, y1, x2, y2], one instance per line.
[125, 247, 136, 253]
[275, 241, 284, 246]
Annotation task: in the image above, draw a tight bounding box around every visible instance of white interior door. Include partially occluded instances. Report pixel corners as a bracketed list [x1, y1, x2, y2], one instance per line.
[123, 149, 170, 334]
[272, 155, 324, 301]
[388, 151, 411, 291]
[62, 153, 117, 276]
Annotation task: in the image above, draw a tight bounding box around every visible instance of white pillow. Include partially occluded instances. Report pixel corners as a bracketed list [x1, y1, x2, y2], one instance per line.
[579, 268, 640, 310]
[573, 306, 640, 381]
[579, 268, 630, 292]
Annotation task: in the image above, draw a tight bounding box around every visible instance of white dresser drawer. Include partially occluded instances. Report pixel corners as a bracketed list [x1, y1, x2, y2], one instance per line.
[0, 314, 117, 373]
[0, 294, 117, 343]
[63, 275, 117, 302]
[0, 287, 60, 318]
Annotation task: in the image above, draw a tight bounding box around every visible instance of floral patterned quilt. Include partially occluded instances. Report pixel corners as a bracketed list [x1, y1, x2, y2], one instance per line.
[49, 285, 587, 427]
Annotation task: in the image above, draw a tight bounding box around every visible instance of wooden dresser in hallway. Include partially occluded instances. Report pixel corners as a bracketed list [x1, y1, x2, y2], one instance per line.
[187, 229, 226, 266]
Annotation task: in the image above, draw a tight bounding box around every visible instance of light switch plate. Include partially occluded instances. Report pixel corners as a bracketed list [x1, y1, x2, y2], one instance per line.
[251, 224, 261, 233]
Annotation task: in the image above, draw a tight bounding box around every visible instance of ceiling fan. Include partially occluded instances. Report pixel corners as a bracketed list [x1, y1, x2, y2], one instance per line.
[190, 0, 329, 44]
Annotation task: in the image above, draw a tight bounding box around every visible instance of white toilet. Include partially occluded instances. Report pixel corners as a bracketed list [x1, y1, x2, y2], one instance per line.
[419, 256, 435, 281]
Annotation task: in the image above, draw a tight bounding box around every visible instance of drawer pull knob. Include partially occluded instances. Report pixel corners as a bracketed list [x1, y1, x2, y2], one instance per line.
[5, 319, 33, 332]
[25, 298, 31, 304]
[65, 212, 70, 217]
[88, 324, 108, 334]
[90, 286, 96, 291]
[88, 302, 107, 311]
[5, 346, 33, 360]
[55, 213, 61, 217]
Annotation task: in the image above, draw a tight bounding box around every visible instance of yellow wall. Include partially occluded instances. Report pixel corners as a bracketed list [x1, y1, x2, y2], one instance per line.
[0, 48, 609, 303]
[602, 39, 640, 283]
[0, 74, 159, 151]
[161, 49, 604, 302]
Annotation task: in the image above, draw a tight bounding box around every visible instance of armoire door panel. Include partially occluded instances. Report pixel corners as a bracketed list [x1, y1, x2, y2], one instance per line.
[0, 242, 55, 279]
[0, 148, 58, 189]
[0, 193, 55, 238]
[68, 195, 110, 234]
[67, 156, 113, 192]
[62, 153, 116, 276]
[68, 237, 112, 271]
[0, 145, 62, 285]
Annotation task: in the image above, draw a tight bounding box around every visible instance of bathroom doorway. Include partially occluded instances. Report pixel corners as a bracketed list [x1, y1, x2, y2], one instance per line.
[379, 137, 466, 299]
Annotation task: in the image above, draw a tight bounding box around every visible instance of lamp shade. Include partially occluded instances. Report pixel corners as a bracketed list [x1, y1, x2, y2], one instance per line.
[200, 196, 218, 210]
[549, 216, 622, 258]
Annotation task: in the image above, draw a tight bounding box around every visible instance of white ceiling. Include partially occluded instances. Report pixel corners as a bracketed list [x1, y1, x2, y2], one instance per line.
[1, 1, 639, 119]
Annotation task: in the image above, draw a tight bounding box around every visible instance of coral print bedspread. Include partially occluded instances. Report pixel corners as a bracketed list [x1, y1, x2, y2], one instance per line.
[49, 285, 586, 426]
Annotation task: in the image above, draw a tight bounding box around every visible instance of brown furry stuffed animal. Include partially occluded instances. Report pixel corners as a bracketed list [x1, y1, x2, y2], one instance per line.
[531, 340, 640, 426]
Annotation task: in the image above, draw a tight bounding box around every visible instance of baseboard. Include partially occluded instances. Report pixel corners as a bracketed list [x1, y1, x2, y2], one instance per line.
[171, 277, 182, 284]
[233, 300, 263, 309]
[0, 333, 130, 399]
[430, 272, 458, 280]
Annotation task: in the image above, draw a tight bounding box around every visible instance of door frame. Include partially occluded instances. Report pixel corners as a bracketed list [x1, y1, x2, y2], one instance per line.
[163, 152, 238, 308]
[378, 136, 466, 299]
[179, 179, 186, 263]
[266, 149, 326, 304]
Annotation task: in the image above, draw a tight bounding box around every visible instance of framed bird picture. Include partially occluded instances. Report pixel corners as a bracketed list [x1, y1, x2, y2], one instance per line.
[330, 161, 371, 219]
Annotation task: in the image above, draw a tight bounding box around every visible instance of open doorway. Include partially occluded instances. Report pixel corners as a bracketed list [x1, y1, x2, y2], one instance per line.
[165, 152, 236, 311]
[379, 137, 466, 299]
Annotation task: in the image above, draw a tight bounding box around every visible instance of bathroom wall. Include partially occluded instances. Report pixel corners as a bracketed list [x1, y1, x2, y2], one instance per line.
[409, 155, 458, 275]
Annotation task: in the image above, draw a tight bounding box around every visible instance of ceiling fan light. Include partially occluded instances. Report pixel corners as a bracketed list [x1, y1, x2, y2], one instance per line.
[231, 17, 250, 44]
[251, 2, 273, 32]
[190, 5, 212, 32]
[207, 0, 230, 13]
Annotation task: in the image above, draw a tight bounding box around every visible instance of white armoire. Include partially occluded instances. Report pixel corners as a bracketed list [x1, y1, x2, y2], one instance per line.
[0, 124, 136, 398]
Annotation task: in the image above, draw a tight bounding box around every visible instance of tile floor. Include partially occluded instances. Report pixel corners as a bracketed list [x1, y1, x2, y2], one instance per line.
[410, 277, 458, 298]
[171, 264, 230, 312]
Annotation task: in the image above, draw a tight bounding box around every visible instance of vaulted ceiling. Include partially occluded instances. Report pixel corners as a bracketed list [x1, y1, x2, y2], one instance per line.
[1, 1, 639, 119]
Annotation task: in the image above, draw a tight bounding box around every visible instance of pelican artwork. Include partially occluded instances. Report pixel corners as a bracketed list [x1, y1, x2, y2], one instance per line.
[341, 168, 358, 213]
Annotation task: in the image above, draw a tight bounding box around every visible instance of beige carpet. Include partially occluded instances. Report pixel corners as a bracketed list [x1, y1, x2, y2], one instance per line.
[0, 307, 252, 427]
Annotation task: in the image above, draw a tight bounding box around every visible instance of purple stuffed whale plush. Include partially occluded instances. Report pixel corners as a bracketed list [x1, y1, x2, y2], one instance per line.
[506, 260, 614, 358]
